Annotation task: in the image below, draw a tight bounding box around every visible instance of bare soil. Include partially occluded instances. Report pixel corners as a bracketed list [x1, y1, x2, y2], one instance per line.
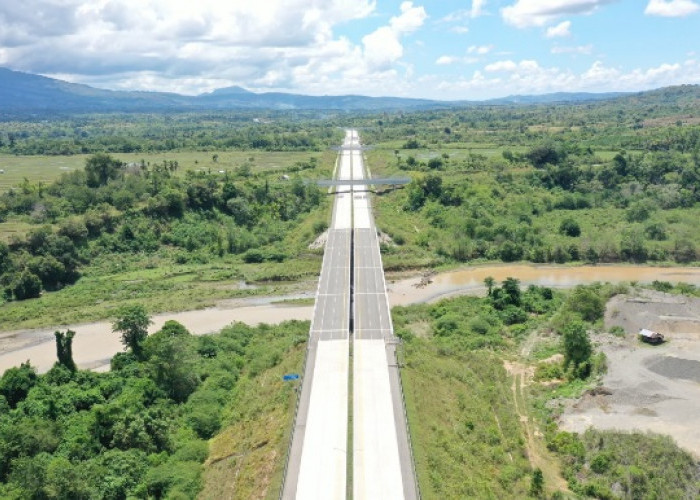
[505, 360, 570, 495]
[559, 290, 700, 457]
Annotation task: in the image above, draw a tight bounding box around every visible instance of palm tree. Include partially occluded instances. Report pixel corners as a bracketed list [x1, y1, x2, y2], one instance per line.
[484, 276, 495, 296]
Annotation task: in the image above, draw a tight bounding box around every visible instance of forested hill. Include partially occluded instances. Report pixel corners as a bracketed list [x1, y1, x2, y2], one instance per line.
[1, 66, 698, 112]
[0, 67, 439, 112]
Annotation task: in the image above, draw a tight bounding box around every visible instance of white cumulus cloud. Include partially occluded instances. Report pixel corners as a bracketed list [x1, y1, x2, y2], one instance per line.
[645, 0, 699, 17]
[362, 1, 427, 69]
[468, 45, 494, 55]
[546, 20, 571, 37]
[485, 60, 518, 72]
[0, 0, 383, 94]
[502, 0, 616, 28]
[471, 0, 487, 18]
[435, 56, 456, 65]
[434, 58, 700, 100]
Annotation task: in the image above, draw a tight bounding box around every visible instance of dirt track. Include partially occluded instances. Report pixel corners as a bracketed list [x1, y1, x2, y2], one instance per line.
[559, 290, 700, 457]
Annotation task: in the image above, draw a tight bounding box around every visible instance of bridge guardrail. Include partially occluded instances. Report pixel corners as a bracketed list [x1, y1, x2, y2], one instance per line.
[394, 338, 423, 500]
[277, 338, 312, 499]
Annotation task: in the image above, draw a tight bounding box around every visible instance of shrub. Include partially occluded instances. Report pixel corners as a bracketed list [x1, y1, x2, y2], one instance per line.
[559, 218, 581, 237]
[626, 202, 653, 222]
[187, 405, 221, 439]
[566, 287, 605, 322]
[242, 249, 264, 263]
[609, 326, 626, 337]
[468, 316, 491, 335]
[500, 305, 528, 325]
[534, 362, 564, 381]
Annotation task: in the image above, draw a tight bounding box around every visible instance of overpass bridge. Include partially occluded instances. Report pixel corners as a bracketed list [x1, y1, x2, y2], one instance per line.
[311, 177, 410, 187]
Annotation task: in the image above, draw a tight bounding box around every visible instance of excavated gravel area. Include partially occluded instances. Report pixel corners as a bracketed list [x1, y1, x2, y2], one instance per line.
[645, 356, 700, 383]
[559, 290, 700, 457]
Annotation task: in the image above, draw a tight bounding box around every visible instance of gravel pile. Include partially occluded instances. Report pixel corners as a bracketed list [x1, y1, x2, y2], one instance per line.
[646, 356, 700, 383]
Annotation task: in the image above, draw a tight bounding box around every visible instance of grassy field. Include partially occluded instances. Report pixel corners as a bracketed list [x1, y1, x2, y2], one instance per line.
[0, 250, 322, 331]
[0, 150, 337, 192]
[200, 333, 306, 499]
[400, 338, 532, 499]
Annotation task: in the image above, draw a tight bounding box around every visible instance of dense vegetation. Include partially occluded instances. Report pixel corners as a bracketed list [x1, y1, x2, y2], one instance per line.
[0, 112, 341, 155]
[352, 87, 700, 269]
[0, 317, 306, 499]
[549, 429, 699, 499]
[368, 138, 699, 269]
[1, 87, 699, 326]
[0, 152, 325, 305]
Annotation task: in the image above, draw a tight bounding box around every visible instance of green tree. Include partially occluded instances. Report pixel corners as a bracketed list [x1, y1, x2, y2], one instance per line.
[530, 468, 544, 498]
[144, 330, 199, 402]
[527, 142, 563, 168]
[0, 362, 38, 408]
[85, 153, 123, 187]
[562, 320, 592, 377]
[9, 270, 42, 300]
[567, 287, 605, 322]
[159, 320, 191, 337]
[112, 305, 152, 359]
[484, 276, 495, 297]
[54, 330, 77, 371]
[559, 218, 581, 237]
[0, 241, 10, 274]
[502, 277, 522, 307]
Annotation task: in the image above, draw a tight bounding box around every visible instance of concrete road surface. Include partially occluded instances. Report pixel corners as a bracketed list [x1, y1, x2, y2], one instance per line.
[351, 137, 418, 500]
[282, 129, 417, 500]
[282, 131, 354, 500]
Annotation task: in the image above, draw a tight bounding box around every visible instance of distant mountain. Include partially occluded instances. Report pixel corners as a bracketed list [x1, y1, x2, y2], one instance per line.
[0, 67, 698, 113]
[0, 67, 443, 112]
[0, 67, 190, 111]
[486, 91, 630, 104]
[195, 87, 440, 110]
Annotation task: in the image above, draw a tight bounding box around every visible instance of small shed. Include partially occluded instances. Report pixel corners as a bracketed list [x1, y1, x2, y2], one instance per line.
[639, 328, 664, 344]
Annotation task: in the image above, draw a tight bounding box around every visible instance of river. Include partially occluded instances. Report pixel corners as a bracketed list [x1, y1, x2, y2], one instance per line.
[2, 264, 699, 373]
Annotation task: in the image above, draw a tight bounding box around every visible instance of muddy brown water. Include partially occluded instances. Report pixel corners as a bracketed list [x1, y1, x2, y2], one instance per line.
[2, 264, 700, 374]
[388, 264, 700, 306]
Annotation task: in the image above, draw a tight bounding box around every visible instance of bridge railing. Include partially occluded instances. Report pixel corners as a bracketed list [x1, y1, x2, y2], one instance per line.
[393, 338, 423, 500]
[310, 177, 411, 187]
[277, 339, 312, 499]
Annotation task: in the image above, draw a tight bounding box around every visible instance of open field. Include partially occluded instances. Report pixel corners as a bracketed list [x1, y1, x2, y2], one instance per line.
[0, 252, 322, 331]
[0, 150, 336, 192]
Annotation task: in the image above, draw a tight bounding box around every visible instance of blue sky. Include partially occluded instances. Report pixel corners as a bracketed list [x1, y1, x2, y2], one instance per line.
[0, 0, 698, 99]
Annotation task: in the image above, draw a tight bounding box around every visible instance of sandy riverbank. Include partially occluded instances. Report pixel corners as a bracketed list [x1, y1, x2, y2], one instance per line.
[2, 263, 700, 374]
